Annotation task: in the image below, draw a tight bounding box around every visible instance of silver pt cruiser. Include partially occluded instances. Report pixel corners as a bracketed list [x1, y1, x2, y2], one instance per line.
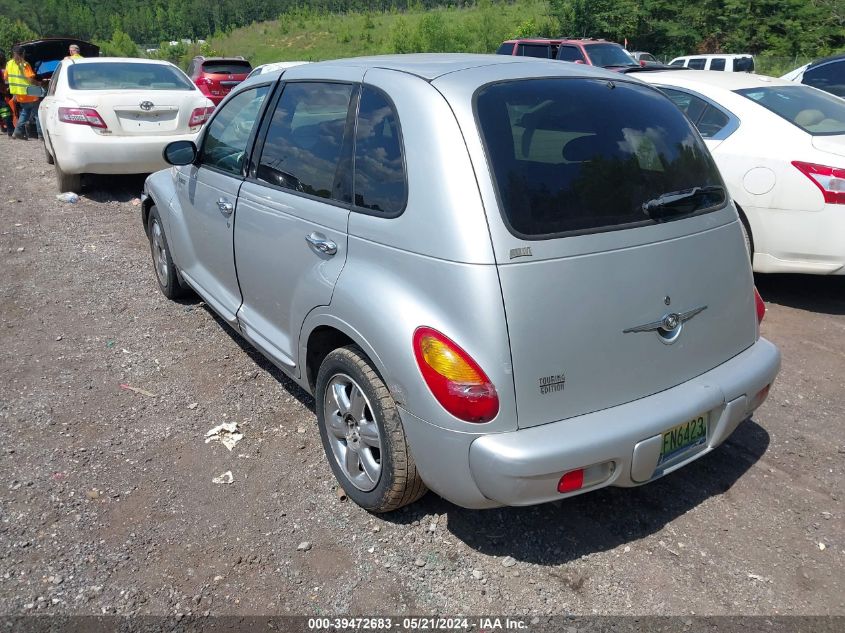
[142, 54, 781, 512]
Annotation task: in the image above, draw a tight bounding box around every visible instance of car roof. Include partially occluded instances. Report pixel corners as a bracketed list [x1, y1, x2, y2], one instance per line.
[636, 69, 794, 91]
[807, 53, 845, 70]
[63, 57, 177, 66]
[270, 53, 606, 82]
[671, 53, 754, 60]
[238, 53, 626, 91]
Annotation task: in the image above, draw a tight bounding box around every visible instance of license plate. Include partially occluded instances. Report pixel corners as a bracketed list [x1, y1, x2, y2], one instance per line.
[658, 415, 707, 465]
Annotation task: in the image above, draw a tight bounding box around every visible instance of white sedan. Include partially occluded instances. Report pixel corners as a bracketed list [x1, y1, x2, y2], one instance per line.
[638, 70, 845, 275]
[39, 57, 214, 192]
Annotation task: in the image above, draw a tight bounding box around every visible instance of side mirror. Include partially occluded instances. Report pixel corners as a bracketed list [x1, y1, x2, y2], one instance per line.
[163, 140, 197, 166]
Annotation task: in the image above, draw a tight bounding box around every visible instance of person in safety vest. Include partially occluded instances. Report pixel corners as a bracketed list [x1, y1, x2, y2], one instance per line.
[64, 44, 83, 60]
[5, 45, 41, 140]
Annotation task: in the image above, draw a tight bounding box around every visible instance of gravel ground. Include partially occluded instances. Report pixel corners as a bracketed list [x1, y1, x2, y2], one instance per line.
[1, 139, 843, 617]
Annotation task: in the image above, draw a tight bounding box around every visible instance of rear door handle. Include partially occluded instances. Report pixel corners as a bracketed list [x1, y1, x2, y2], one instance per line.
[217, 198, 234, 216]
[305, 233, 337, 256]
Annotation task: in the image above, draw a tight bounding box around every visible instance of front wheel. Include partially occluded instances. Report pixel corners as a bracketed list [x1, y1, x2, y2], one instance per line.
[316, 345, 427, 512]
[148, 206, 186, 300]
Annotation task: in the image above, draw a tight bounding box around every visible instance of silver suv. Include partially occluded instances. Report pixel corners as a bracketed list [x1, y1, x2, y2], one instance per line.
[142, 54, 781, 512]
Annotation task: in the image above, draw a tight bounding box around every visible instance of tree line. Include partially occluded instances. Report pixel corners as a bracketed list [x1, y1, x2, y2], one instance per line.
[0, 0, 841, 62]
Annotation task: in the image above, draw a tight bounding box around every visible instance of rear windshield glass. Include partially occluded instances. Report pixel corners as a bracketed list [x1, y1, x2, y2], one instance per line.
[736, 85, 845, 135]
[475, 78, 726, 238]
[582, 44, 637, 67]
[67, 62, 194, 90]
[201, 61, 252, 74]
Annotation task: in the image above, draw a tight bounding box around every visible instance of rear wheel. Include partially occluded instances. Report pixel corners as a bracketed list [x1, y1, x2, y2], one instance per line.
[316, 345, 427, 512]
[148, 206, 186, 300]
[54, 161, 80, 193]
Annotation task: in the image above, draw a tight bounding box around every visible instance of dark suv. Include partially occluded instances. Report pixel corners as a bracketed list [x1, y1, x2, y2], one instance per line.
[187, 56, 252, 106]
[496, 38, 639, 70]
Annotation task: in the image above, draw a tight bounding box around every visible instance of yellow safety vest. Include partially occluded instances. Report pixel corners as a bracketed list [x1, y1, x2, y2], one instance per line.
[5, 60, 37, 102]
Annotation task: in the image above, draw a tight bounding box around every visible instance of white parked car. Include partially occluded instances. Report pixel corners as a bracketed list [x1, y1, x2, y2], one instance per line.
[39, 57, 214, 192]
[245, 60, 309, 79]
[669, 54, 755, 73]
[637, 70, 845, 275]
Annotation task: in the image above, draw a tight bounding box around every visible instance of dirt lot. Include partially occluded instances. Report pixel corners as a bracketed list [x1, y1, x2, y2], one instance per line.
[1, 139, 843, 617]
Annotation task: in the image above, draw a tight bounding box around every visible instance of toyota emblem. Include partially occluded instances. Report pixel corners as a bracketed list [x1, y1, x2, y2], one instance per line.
[140, 101, 154, 111]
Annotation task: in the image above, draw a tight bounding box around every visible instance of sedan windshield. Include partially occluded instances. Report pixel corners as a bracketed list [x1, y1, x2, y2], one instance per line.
[67, 63, 194, 91]
[735, 85, 845, 135]
[584, 44, 638, 67]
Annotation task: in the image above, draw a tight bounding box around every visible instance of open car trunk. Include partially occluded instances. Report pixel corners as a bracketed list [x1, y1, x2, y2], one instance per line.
[17, 38, 99, 79]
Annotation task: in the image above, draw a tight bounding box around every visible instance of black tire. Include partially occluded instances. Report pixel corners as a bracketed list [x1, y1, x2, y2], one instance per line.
[739, 217, 753, 262]
[147, 206, 186, 300]
[44, 139, 54, 165]
[54, 161, 80, 193]
[316, 345, 427, 512]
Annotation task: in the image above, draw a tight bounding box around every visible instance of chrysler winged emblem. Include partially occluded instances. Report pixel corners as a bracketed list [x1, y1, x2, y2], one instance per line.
[623, 305, 707, 344]
[140, 101, 154, 111]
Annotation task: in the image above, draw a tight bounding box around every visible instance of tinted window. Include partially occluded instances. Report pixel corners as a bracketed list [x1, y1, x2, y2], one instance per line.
[662, 88, 708, 123]
[670, 59, 685, 67]
[47, 62, 62, 96]
[583, 43, 637, 67]
[803, 60, 845, 98]
[518, 44, 551, 59]
[709, 58, 726, 71]
[475, 79, 725, 237]
[736, 85, 845, 135]
[734, 56, 754, 72]
[67, 62, 194, 90]
[354, 86, 406, 215]
[687, 58, 707, 70]
[257, 82, 354, 200]
[201, 85, 270, 175]
[558, 46, 585, 62]
[496, 43, 515, 55]
[641, 54, 657, 63]
[697, 105, 730, 137]
[201, 60, 252, 74]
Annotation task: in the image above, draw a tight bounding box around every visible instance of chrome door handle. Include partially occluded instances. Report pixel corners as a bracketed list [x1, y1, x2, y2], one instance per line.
[217, 198, 234, 216]
[305, 233, 338, 256]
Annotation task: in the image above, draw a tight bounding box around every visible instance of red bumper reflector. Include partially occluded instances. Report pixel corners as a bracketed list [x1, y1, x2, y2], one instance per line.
[557, 469, 584, 494]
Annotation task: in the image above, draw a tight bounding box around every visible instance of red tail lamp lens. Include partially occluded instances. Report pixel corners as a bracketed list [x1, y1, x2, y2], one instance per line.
[413, 327, 499, 423]
[754, 287, 765, 324]
[558, 469, 584, 494]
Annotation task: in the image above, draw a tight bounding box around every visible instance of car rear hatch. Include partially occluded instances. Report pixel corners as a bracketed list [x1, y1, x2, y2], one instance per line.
[474, 77, 758, 429]
[200, 60, 252, 100]
[64, 61, 205, 136]
[17, 38, 99, 79]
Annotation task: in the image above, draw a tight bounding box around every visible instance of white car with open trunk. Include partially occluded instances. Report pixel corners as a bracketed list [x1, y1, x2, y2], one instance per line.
[39, 57, 214, 192]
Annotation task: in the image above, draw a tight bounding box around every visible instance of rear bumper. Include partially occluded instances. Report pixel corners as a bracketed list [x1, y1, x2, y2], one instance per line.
[401, 338, 780, 509]
[49, 131, 199, 175]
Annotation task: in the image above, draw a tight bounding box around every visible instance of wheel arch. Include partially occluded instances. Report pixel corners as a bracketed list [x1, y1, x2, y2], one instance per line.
[733, 201, 755, 255]
[301, 315, 390, 398]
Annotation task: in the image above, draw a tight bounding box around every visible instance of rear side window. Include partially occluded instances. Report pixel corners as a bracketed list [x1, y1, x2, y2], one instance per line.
[496, 43, 515, 55]
[734, 57, 754, 72]
[67, 62, 194, 90]
[517, 44, 551, 59]
[803, 60, 845, 98]
[353, 86, 406, 215]
[662, 88, 732, 139]
[475, 79, 726, 238]
[558, 46, 586, 63]
[709, 58, 726, 71]
[201, 61, 252, 74]
[256, 82, 354, 200]
[687, 58, 706, 70]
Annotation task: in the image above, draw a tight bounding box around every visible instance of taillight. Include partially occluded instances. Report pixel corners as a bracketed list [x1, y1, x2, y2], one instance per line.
[792, 161, 845, 205]
[413, 327, 499, 423]
[58, 107, 107, 129]
[189, 106, 214, 128]
[754, 286, 765, 324]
